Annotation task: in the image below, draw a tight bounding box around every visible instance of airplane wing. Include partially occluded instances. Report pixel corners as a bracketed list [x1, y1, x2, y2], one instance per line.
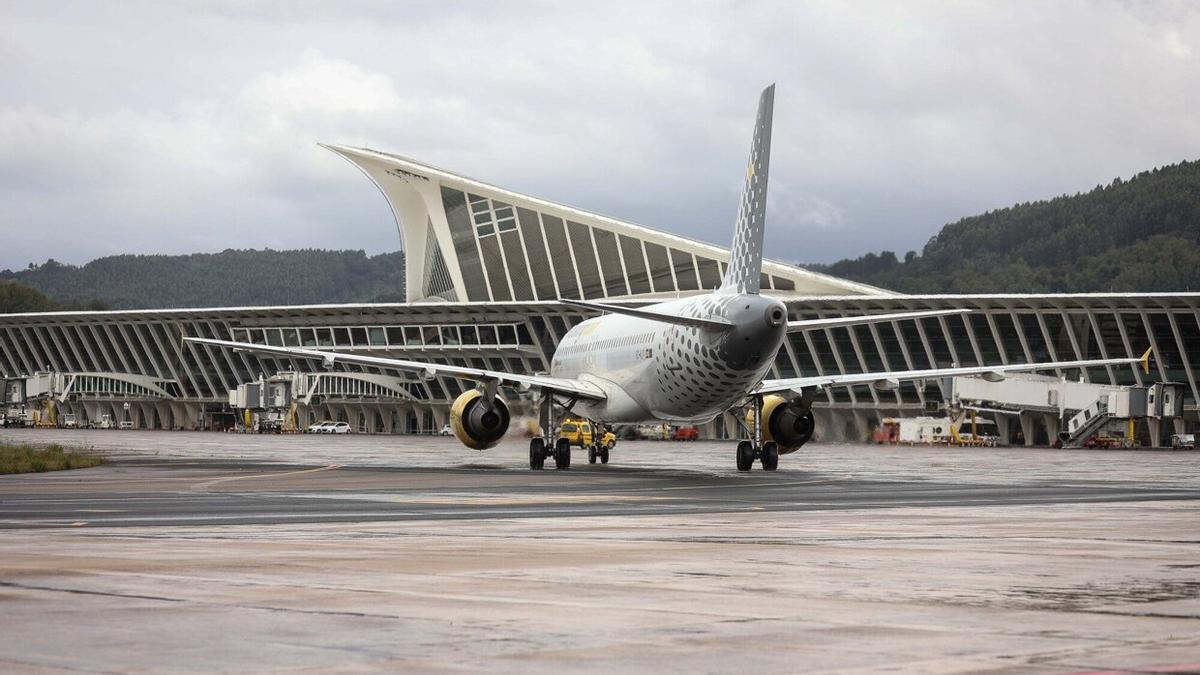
[184, 337, 607, 399]
[754, 349, 1153, 396]
[787, 308, 969, 332]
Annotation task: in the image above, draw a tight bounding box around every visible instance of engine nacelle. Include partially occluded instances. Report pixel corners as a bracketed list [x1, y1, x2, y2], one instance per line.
[747, 394, 815, 454]
[450, 389, 510, 450]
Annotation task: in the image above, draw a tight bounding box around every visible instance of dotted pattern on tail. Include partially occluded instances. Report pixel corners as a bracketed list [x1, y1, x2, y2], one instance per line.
[720, 84, 774, 296]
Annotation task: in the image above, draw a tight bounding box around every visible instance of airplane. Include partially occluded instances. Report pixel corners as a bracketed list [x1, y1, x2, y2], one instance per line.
[186, 84, 1153, 472]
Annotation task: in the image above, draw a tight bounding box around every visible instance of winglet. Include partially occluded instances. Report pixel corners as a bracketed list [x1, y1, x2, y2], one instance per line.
[1140, 347, 1153, 375]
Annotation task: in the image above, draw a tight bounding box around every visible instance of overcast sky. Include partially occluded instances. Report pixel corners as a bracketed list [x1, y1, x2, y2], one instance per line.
[2, 1, 1198, 271]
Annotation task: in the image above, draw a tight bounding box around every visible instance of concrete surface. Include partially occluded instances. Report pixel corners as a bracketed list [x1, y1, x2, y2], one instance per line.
[0, 429, 1197, 673]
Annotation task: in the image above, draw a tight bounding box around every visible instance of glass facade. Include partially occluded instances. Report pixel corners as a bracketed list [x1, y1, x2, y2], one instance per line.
[432, 180, 793, 302]
[8, 297, 1193, 426]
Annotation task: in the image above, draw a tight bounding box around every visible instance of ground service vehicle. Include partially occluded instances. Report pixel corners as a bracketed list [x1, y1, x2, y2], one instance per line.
[189, 85, 1152, 471]
[1171, 433, 1196, 449]
[559, 419, 594, 447]
[672, 426, 699, 441]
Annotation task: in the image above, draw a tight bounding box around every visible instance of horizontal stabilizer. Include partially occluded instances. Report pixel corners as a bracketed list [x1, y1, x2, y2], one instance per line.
[787, 308, 970, 333]
[560, 298, 733, 331]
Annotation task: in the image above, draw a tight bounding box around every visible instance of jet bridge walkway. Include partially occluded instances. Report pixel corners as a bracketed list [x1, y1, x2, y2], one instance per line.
[944, 373, 1186, 448]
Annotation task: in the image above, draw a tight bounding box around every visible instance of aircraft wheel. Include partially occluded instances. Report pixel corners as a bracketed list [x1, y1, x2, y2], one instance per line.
[588, 446, 597, 464]
[736, 440, 754, 472]
[554, 437, 572, 470]
[761, 441, 779, 471]
[529, 438, 546, 470]
[600, 447, 610, 464]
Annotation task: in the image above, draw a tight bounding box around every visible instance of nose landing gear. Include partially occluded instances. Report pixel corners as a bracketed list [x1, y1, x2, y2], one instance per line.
[528, 392, 578, 470]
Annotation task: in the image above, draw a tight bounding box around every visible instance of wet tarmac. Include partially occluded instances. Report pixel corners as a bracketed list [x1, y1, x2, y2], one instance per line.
[0, 429, 1197, 672]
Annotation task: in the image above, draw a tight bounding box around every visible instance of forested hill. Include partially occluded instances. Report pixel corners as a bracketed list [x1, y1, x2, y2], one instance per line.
[807, 159, 1200, 293]
[0, 249, 405, 310]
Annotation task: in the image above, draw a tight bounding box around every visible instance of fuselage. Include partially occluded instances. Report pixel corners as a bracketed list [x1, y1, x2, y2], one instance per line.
[550, 293, 787, 423]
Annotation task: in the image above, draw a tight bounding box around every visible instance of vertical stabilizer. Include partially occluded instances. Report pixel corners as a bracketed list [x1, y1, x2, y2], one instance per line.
[719, 84, 774, 295]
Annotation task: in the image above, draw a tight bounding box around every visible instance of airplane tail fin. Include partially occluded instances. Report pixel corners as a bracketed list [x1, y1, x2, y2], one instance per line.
[719, 84, 774, 295]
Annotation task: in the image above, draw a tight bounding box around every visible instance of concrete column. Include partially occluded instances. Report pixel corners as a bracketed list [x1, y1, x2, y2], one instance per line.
[994, 415, 1011, 446]
[1019, 413, 1036, 447]
[82, 401, 100, 426]
[850, 410, 871, 443]
[168, 402, 185, 430]
[1173, 418, 1185, 436]
[719, 411, 735, 441]
[1147, 419, 1161, 448]
[1044, 415, 1061, 447]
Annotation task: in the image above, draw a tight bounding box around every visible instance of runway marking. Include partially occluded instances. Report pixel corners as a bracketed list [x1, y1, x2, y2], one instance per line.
[190, 464, 342, 491]
[658, 478, 843, 491]
[388, 494, 674, 505]
[276, 492, 676, 505]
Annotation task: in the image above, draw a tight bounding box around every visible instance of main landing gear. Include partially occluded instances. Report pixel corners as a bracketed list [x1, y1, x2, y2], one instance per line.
[529, 436, 571, 470]
[735, 394, 779, 472]
[528, 393, 575, 470]
[587, 444, 610, 465]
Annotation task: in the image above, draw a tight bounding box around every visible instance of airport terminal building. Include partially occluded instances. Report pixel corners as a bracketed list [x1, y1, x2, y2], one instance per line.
[2, 147, 1198, 444]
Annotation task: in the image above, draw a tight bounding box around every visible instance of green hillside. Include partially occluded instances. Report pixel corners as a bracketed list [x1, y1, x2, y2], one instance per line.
[0, 281, 70, 313]
[1, 249, 405, 310]
[807, 160, 1200, 293]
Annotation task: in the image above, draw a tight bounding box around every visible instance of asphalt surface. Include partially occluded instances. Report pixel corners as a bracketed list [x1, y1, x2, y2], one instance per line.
[1, 430, 1198, 528]
[3, 430, 1199, 672]
[3, 459, 1200, 529]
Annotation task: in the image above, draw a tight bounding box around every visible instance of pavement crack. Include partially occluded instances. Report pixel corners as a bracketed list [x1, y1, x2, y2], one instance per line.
[0, 580, 185, 604]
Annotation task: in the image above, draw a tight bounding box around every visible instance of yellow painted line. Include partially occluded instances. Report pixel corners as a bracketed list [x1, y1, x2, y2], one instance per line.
[191, 464, 341, 491]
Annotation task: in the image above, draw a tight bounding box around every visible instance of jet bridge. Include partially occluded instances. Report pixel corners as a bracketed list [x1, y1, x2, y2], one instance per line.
[944, 373, 1186, 448]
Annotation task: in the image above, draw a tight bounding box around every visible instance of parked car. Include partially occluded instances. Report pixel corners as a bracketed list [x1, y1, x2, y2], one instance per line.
[307, 420, 334, 434]
[440, 423, 453, 436]
[118, 420, 134, 430]
[329, 421, 352, 434]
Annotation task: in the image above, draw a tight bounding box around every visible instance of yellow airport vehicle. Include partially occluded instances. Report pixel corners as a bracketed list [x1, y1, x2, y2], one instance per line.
[559, 418, 616, 465]
[559, 418, 595, 447]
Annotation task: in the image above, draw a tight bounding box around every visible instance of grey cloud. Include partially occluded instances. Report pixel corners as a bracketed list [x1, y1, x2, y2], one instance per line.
[1, 1, 1198, 270]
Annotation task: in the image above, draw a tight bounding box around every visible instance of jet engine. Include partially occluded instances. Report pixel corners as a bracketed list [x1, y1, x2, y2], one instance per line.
[748, 394, 815, 454]
[450, 389, 510, 450]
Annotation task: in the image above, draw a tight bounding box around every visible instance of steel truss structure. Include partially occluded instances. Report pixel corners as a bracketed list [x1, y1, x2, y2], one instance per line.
[2, 150, 1197, 444]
